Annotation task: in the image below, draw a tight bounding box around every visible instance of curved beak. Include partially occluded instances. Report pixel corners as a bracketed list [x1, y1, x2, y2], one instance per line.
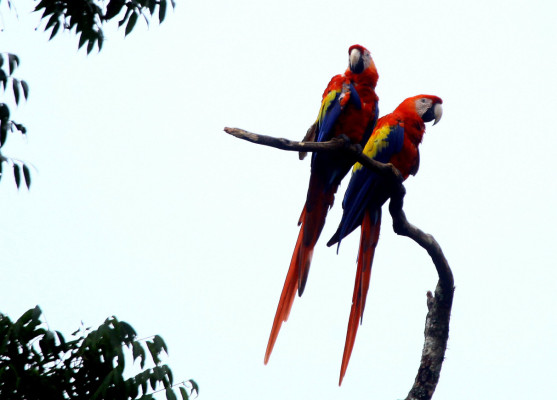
[349, 48, 364, 74]
[432, 103, 443, 125]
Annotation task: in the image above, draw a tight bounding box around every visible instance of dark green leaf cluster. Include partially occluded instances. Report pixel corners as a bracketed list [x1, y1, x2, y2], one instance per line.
[0, 53, 31, 189]
[35, 0, 176, 54]
[0, 306, 198, 400]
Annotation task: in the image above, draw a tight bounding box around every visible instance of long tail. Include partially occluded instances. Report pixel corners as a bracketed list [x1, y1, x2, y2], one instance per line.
[264, 212, 311, 364]
[339, 208, 381, 385]
[265, 174, 334, 364]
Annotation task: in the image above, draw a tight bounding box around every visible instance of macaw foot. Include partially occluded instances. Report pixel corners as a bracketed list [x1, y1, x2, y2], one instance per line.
[337, 134, 351, 144]
[352, 143, 363, 153]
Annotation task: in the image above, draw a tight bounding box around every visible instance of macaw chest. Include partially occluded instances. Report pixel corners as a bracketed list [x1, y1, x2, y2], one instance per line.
[333, 102, 376, 144]
[389, 139, 419, 180]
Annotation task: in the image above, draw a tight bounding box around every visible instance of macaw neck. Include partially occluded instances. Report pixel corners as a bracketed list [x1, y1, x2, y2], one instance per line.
[345, 68, 378, 88]
[397, 113, 425, 146]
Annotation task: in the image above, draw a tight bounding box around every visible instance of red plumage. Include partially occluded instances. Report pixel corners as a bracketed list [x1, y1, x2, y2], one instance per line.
[265, 45, 379, 365]
[330, 94, 443, 385]
[339, 208, 381, 385]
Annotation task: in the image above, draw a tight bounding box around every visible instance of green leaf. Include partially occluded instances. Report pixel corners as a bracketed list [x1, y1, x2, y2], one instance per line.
[68, 14, 78, 30]
[7, 54, 19, 75]
[39, 330, 56, 355]
[162, 364, 173, 386]
[125, 11, 138, 36]
[20, 80, 29, 100]
[0, 120, 7, 147]
[189, 379, 199, 396]
[127, 378, 139, 399]
[119, 321, 137, 339]
[0, 54, 4, 68]
[105, 0, 126, 20]
[22, 164, 31, 189]
[31, 305, 41, 320]
[41, 4, 55, 21]
[34, 0, 49, 11]
[98, 32, 104, 51]
[13, 122, 27, 135]
[149, 370, 158, 391]
[118, 7, 132, 27]
[45, 13, 59, 30]
[115, 346, 126, 372]
[146, 340, 161, 365]
[13, 163, 21, 189]
[55, 330, 66, 347]
[133, 341, 146, 368]
[78, 33, 88, 49]
[87, 37, 95, 54]
[15, 307, 36, 326]
[49, 21, 61, 40]
[12, 78, 20, 105]
[0, 103, 9, 119]
[159, 0, 167, 23]
[153, 335, 168, 355]
[137, 370, 149, 394]
[179, 387, 189, 400]
[148, 0, 156, 15]
[166, 388, 178, 400]
[0, 69, 7, 90]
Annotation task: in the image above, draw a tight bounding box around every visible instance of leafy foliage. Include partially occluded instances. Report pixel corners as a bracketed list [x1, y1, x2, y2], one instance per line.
[1, 0, 176, 188]
[0, 306, 198, 400]
[34, 0, 176, 54]
[0, 53, 31, 189]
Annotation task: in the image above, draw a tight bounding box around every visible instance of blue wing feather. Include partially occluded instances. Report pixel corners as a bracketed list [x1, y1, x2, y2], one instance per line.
[347, 83, 361, 110]
[328, 122, 405, 248]
[316, 83, 361, 143]
[316, 94, 342, 143]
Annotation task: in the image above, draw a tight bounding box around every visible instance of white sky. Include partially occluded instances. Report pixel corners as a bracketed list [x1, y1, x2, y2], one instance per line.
[2, 0, 557, 399]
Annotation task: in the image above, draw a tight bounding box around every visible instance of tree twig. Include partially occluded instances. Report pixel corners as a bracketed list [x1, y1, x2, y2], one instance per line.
[224, 126, 454, 400]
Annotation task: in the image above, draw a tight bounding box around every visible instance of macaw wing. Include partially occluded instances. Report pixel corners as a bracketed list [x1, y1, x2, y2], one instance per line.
[347, 83, 362, 110]
[327, 122, 405, 248]
[409, 148, 420, 176]
[362, 121, 405, 164]
[315, 83, 361, 143]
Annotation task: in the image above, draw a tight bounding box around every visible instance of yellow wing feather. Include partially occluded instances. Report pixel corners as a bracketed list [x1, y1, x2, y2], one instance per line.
[353, 124, 393, 172]
[316, 90, 340, 125]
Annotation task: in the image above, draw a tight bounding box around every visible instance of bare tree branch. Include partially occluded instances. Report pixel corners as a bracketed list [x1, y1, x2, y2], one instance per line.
[388, 183, 454, 400]
[224, 126, 454, 400]
[224, 127, 401, 179]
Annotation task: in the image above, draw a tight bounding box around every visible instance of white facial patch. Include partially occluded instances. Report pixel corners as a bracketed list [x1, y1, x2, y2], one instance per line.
[415, 98, 433, 117]
[361, 51, 372, 70]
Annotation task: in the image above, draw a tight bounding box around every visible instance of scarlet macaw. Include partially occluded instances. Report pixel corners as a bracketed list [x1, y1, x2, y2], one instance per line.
[264, 45, 379, 365]
[326, 94, 443, 385]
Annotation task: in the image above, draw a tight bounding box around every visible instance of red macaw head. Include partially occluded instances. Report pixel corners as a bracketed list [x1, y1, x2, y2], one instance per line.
[399, 95, 443, 125]
[348, 44, 375, 75]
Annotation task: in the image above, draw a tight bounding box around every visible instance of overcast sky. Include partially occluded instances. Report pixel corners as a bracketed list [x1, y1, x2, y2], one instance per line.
[1, 0, 556, 399]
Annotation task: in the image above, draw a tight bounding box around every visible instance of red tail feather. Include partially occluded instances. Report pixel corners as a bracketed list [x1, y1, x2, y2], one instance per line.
[299, 174, 335, 294]
[265, 175, 335, 364]
[264, 223, 305, 364]
[339, 209, 381, 385]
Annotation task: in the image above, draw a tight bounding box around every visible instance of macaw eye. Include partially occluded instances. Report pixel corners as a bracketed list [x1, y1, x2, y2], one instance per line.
[420, 99, 427, 103]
